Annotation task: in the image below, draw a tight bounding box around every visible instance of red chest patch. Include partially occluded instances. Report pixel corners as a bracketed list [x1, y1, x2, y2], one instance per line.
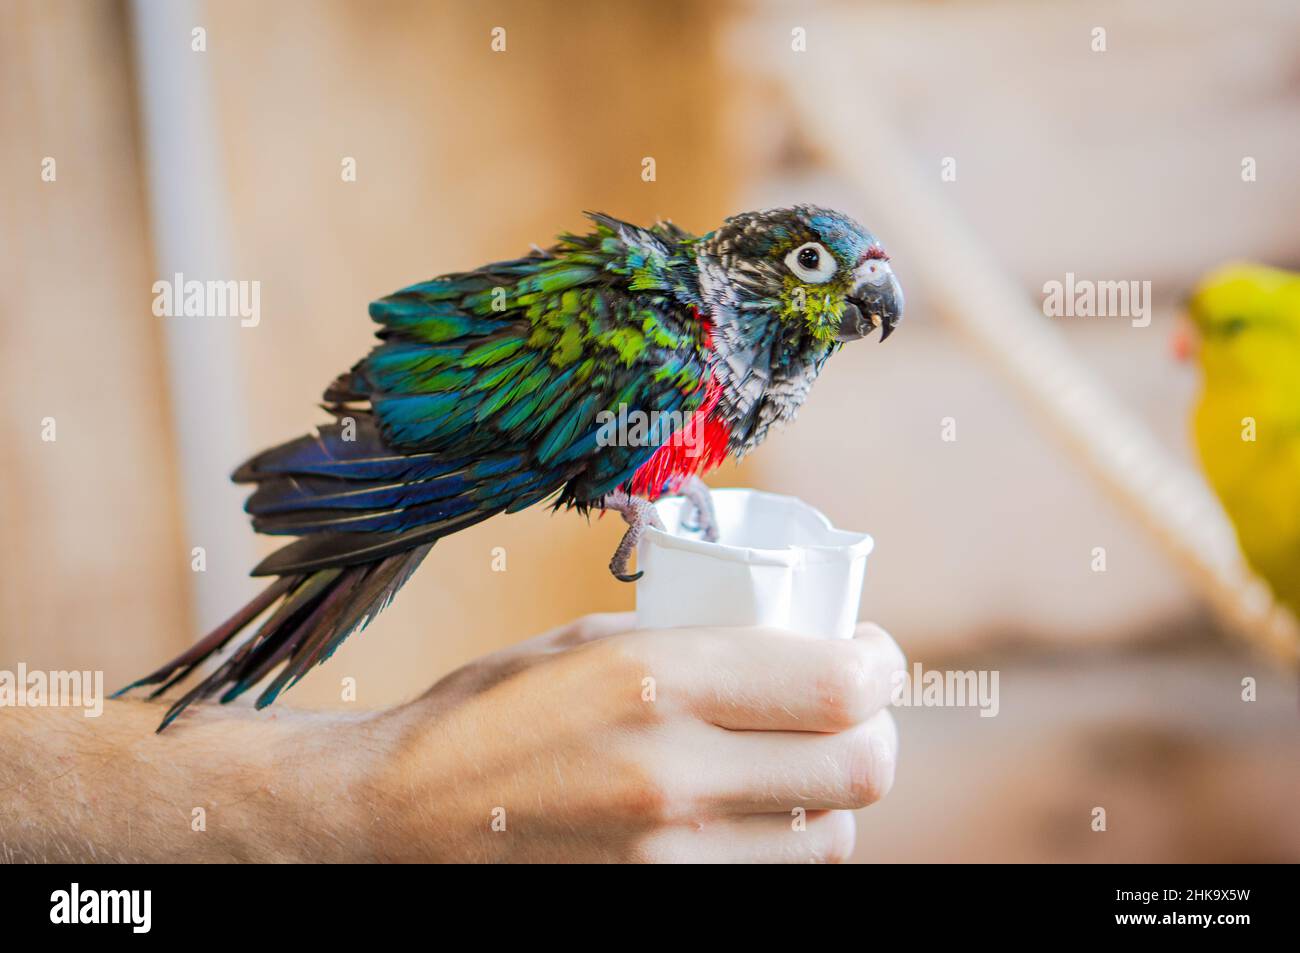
[628, 376, 730, 499]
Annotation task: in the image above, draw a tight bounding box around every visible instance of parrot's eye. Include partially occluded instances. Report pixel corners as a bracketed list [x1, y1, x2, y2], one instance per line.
[1221, 316, 1249, 337]
[785, 242, 836, 284]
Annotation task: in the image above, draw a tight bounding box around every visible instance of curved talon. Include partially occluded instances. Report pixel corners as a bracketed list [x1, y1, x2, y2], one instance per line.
[600, 490, 660, 582]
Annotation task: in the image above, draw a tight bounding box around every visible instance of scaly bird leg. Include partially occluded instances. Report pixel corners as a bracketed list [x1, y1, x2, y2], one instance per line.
[600, 490, 664, 583]
[676, 475, 720, 543]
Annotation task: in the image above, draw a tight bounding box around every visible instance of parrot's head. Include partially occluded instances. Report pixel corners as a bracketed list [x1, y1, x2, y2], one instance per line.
[1182, 263, 1300, 390]
[694, 205, 903, 346]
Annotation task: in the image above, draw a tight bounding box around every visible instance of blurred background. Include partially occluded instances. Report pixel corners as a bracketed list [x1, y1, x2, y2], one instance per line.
[3, 0, 1298, 861]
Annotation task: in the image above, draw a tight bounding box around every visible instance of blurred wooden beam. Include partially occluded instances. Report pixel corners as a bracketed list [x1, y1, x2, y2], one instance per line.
[764, 48, 1300, 666]
[130, 0, 259, 630]
[0, 0, 192, 677]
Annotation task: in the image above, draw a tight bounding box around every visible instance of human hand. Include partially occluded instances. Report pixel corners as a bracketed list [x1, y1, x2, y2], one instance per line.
[359, 613, 905, 863]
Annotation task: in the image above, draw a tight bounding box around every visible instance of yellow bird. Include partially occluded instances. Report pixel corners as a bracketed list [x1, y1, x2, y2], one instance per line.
[1182, 263, 1300, 618]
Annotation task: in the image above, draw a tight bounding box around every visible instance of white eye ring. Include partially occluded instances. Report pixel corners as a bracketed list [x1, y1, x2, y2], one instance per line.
[784, 242, 836, 284]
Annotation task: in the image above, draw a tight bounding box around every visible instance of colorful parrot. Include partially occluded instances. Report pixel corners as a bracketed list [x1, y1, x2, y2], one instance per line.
[120, 206, 903, 730]
[1181, 263, 1300, 621]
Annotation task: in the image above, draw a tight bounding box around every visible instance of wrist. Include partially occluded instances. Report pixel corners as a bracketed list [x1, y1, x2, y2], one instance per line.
[348, 702, 470, 862]
[156, 704, 386, 863]
[249, 708, 387, 863]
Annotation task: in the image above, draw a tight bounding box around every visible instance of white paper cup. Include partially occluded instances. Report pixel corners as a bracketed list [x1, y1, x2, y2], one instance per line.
[634, 488, 874, 639]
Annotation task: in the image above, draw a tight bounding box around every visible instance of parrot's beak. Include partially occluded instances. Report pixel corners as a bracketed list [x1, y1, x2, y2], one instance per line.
[838, 264, 904, 342]
[1172, 306, 1199, 362]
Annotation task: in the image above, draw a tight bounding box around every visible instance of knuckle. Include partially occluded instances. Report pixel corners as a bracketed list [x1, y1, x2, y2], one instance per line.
[844, 716, 897, 807]
[569, 614, 600, 642]
[568, 611, 623, 645]
[855, 622, 907, 674]
[882, 643, 908, 685]
[604, 627, 662, 671]
[618, 776, 673, 825]
[817, 643, 876, 727]
[613, 766, 693, 828]
[583, 637, 666, 727]
[573, 611, 625, 641]
[552, 614, 596, 646]
[615, 627, 727, 703]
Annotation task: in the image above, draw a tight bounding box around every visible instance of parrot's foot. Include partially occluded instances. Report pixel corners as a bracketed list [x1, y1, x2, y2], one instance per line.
[676, 475, 719, 543]
[600, 491, 664, 583]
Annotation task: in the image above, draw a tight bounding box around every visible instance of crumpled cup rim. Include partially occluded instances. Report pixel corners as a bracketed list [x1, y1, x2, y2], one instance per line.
[643, 489, 875, 568]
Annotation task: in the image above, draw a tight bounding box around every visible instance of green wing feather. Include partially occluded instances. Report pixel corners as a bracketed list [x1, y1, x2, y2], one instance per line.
[352, 215, 711, 494]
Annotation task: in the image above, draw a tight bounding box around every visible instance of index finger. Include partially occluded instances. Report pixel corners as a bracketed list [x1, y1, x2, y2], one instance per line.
[651, 622, 905, 733]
